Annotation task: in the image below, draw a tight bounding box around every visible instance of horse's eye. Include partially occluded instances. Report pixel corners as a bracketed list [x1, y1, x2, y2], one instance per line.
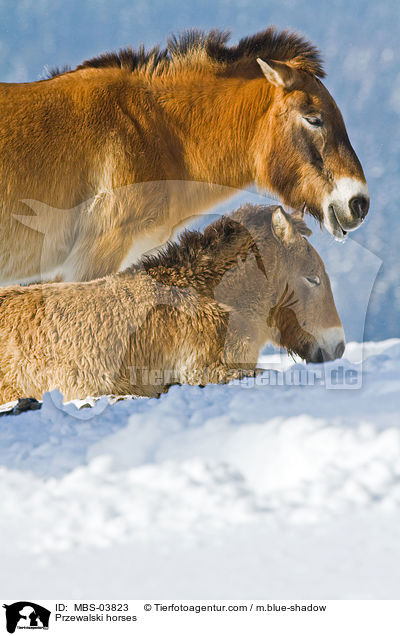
[305, 275, 321, 287]
[304, 116, 323, 127]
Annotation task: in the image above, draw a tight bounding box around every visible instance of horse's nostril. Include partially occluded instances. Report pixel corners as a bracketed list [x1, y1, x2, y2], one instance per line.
[334, 341, 345, 359]
[349, 195, 369, 220]
[314, 347, 324, 363]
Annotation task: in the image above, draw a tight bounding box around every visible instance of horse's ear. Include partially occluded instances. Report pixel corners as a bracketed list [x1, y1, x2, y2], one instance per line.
[257, 58, 296, 90]
[271, 206, 295, 245]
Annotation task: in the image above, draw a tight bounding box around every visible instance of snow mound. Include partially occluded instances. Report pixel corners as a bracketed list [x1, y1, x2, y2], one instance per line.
[0, 340, 400, 557]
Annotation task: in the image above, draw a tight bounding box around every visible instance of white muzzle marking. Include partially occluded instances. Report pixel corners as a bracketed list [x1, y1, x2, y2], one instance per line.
[314, 326, 346, 360]
[322, 178, 369, 240]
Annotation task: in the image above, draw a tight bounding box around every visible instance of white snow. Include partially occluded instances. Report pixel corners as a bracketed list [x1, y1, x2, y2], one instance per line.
[1, 339, 400, 599]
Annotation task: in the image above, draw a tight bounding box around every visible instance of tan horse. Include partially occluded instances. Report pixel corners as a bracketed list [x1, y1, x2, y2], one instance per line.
[0, 204, 344, 402]
[0, 28, 368, 284]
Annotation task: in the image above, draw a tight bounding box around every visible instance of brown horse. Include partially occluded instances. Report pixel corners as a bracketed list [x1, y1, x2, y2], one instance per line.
[0, 28, 368, 284]
[0, 204, 344, 402]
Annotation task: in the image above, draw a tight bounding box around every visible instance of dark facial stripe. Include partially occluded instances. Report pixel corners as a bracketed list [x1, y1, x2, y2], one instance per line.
[292, 127, 324, 172]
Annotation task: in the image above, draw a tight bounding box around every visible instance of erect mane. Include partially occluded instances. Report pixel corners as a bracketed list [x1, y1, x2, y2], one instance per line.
[137, 213, 266, 292]
[135, 204, 313, 292]
[47, 27, 324, 78]
[205, 27, 324, 77]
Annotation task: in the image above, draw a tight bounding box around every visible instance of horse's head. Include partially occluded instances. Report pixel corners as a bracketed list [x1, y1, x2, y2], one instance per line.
[269, 207, 345, 361]
[252, 59, 369, 240]
[230, 204, 345, 363]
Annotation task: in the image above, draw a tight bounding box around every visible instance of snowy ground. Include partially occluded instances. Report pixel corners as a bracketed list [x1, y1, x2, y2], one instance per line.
[1, 339, 400, 599]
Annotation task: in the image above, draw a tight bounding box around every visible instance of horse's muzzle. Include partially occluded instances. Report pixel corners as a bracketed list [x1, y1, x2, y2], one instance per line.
[323, 178, 370, 238]
[309, 341, 345, 363]
[337, 194, 370, 231]
[306, 327, 346, 363]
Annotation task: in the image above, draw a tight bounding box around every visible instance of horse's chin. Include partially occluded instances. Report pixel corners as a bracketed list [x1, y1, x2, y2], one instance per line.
[290, 345, 314, 364]
[323, 205, 348, 242]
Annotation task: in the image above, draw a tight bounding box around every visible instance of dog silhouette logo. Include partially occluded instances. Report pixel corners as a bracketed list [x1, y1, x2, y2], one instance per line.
[2, 602, 50, 633]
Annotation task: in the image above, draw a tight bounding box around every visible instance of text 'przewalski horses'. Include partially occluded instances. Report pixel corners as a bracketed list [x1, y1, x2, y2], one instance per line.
[0, 28, 369, 283]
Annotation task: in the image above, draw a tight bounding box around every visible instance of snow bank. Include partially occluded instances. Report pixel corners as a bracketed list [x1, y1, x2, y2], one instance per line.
[1, 340, 400, 570]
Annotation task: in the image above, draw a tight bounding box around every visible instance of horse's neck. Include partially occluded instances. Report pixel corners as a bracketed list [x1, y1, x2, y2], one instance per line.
[155, 74, 267, 189]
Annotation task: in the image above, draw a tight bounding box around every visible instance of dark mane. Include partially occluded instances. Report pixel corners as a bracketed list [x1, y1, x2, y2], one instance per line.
[46, 64, 72, 78]
[137, 213, 266, 292]
[47, 27, 324, 78]
[206, 27, 324, 77]
[78, 45, 169, 72]
[135, 205, 312, 291]
[140, 215, 253, 271]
